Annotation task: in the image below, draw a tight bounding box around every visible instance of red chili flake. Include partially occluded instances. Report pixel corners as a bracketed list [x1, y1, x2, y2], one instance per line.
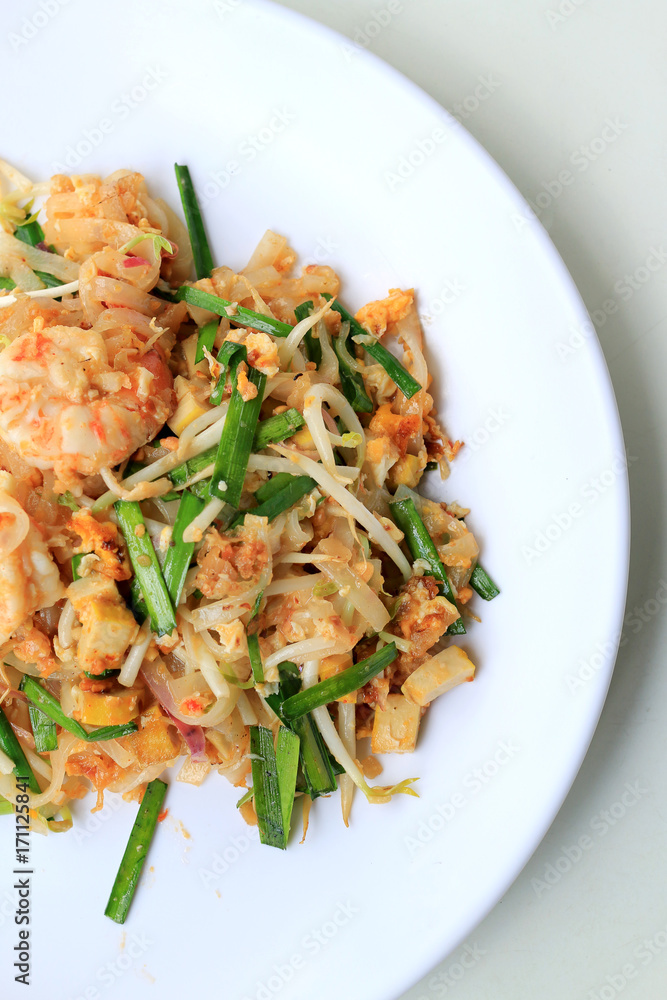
[158, 808, 169, 822]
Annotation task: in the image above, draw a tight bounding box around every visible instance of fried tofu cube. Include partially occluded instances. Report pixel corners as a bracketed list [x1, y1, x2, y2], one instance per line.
[402, 646, 475, 707]
[371, 694, 421, 753]
[291, 426, 315, 449]
[388, 453, 423, 490]
[168, 376, 212, 436]
[76, 600, 139, 674]
[319, 653, 356, 703]
[124, 714, 181, 768]
[76, 686, 143, 726]
[182, 332, 209, 377]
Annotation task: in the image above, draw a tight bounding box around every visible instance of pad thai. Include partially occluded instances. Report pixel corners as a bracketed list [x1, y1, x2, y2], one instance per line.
[0, 161, 499, 922]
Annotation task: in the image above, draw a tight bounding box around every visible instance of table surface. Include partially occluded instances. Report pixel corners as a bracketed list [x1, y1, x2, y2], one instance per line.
[273, 2, 666, 998]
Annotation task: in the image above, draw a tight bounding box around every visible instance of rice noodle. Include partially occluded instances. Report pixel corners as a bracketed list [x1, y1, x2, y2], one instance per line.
[263, 638, 337, 673]
[182, 497, 225, 544]
[0, 280, 80, 309]
[57, 600, 77, 651]
[119, 619, 151, 687]
[338, 702, 356, 826]
[271, 446, 411, 579]
[302, 383, 365, 476]
[27, 733, 79, 809]
[263, 574, 326, 597]
[311, 555, 390, 633]
[278, 297, 333, 368]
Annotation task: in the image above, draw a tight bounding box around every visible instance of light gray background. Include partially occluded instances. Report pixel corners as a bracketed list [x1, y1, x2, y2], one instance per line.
[273, 2, 666, 998]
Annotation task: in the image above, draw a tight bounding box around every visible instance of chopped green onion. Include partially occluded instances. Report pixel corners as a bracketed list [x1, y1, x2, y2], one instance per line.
[176, 285, 293, 338]
[57, 491, 80, 511]
[29, 705, 57, 753]
[162, 490, 205, 607]
[295, 300, 321, 365]
[253, 408, 305, 450]
[20, 678, 135, 742]
[19, 676, 89, 741]
[15, 216, 48, 248]
[265, 662, 339, 797]
[168, 445, 217, 491]
[85, 722, 139, 742]
[470, 564, 500, 601]
[281, 644, 398, 721]
[389, 497, 465, 635]
[71, 553, 85, 581]
[210, 364, 266, 506]
[248, 589, 264, 622]
[119, 234, 174, 258]
[292, 714, 338, 797]
[276, 727, 300, 840]
[194, 318, 218, 363]
[0, 277, 16, 291]
[324, 295, 422, 399]
[236, 787, 254, 809]
[247, 632, 264, 683]
[331, 320, 373, 414]
[254, 472, 297, 504]
[174, 164, 214, 280]
[229, 474, 316, 529]
[0, 703, 41, 794]
[34, 270, 65, 288]
[424, 460, 438, 472]
[209, 340, 247, 406]
[104, 778, 167, 923]
[130, 577, 148, 624]
[151, 285, 179, 304]
[83, 669, 120, 680]
[114, 501, 177, 637]
[250, 725, 285, 849]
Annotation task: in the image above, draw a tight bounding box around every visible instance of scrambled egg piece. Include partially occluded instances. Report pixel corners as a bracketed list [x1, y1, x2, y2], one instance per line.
[71, 508, 131, 581]
[67, 573, 139, 674]
[355, 288, 414, 338]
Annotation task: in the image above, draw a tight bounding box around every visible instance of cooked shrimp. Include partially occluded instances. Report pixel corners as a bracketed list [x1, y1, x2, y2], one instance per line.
[0, 471, 64, 643]
[0, 323, 174, 492]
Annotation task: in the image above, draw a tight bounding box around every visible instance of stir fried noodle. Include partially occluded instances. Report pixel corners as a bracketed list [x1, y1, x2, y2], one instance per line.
[0, 162, 498, 917]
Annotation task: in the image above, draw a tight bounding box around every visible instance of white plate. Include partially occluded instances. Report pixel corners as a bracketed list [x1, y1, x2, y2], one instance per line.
[2, 3, 629, 999]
